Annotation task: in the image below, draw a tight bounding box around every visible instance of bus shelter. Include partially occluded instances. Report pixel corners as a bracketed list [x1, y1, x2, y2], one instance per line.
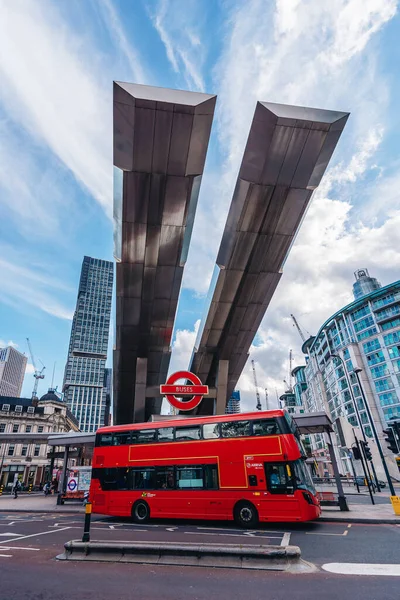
[47, 432, 95, 505]
[293, 412, 349, 511]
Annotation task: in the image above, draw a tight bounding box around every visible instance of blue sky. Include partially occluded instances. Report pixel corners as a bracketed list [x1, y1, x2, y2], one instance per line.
[1, 0, 400, 411]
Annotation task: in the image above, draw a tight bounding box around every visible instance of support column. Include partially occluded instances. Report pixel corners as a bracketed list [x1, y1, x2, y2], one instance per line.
[215, 360, 229, 415]
[57, 445, 70, 506]
[327, 431, 349, 511]
[134, 358, 147, 423]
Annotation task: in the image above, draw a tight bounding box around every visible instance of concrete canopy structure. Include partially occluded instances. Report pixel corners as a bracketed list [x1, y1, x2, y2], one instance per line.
[113, 82, 216, 424]
[190, 101, 349, 414]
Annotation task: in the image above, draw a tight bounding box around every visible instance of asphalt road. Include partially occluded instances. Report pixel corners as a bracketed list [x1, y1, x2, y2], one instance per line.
[0, 512, 399, 599]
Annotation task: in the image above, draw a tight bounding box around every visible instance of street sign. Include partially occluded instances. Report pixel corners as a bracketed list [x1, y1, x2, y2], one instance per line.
[160, 371, 209, 411]
[67, 477, 77, 492]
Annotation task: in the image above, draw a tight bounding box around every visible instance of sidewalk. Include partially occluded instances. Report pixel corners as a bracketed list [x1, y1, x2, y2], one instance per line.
[0, 493, 84, 513]
[321, 502, 400, 523]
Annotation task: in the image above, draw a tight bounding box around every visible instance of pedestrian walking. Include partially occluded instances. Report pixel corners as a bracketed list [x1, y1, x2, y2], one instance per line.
[12, 479, 21, 499]
[51, 478, 58, 494]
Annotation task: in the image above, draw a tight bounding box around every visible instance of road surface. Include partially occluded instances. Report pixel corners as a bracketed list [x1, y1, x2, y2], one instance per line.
[0, 512, 399, 599]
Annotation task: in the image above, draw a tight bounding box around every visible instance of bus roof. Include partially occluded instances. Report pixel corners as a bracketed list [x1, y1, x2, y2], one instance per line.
[97, 410, 287, 434]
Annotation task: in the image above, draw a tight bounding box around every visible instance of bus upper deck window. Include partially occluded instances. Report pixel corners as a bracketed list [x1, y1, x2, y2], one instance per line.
[203, 424, 220, 439]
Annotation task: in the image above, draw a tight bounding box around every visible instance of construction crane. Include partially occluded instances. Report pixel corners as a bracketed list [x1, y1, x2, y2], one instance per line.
[290, 314, 307, 343]
[283, 349, 294, 393]
[265, 387, 269, 410]
[26, 338, 45, 399]
[251, 359, 262, 411]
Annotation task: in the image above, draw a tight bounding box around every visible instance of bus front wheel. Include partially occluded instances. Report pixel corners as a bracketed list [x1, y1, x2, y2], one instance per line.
[234, 501, 259, 528]
[132, 500, 150, 523]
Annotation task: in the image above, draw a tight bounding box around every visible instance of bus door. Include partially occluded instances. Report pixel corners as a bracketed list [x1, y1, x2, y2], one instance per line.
[264, 463, 300, 519]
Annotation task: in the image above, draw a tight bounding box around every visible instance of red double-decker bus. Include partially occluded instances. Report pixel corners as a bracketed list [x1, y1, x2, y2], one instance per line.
[90, 410, 320, 526]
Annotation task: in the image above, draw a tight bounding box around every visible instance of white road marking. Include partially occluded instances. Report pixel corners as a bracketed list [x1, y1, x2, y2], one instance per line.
[109, 525, 115, 529]
[0, 526, 71, 545]
[0, 554, 12, 558]
[0, 546, 40, 551]
[322, 563, 400, 577]
[185, 531, 282, 539]
[0, 533, 24, 537]
[166, 527, 178, 532]
[281, 532, 291, 546]
[306, 530, 348, 537]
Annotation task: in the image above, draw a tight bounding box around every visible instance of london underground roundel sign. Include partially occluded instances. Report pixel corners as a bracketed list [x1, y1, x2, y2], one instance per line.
[160, 371, 208, 411]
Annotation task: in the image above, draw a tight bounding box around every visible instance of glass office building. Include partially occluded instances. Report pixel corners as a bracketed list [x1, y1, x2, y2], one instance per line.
[63, 257, 113, 432]
[298, 270, 400, 476]
[225, 390, 241, 414]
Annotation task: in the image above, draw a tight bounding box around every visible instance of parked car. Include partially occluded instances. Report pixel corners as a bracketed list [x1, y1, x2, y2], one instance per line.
[354, 476, 386, 488]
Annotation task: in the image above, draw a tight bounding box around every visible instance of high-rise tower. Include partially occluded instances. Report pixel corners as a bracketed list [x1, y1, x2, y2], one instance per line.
[0, 346, 27, 397]
[63, 256, 113, 432]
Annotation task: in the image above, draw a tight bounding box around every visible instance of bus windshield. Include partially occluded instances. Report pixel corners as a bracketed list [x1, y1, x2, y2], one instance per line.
[293, 460, 316, 494]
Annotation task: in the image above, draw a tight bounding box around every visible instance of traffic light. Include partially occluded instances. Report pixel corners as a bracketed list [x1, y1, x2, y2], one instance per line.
[383, 427, 399, 454]
[361, 441, 372, 461]
[352, 446, 361, 460]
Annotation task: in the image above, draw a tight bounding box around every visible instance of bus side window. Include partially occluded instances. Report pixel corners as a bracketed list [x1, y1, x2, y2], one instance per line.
[175, 426, 201, 442]
[204, 464, 219, 489]
[253, 420, 279, 436]
[98, 434, 113, 446]
[134, 430, 156, 444]
[203, 424, 220, 439]
[133, 468, 155, 490]
[155, 466, 175, 489]
[176, 466, 204, 489]
[113, 431, 131, 445]
[220, 421, 251, 438]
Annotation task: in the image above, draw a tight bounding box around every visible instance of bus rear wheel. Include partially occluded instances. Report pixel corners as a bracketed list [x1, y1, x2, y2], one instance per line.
[234, 501, 259, 528]
[132, 500, 150, 523]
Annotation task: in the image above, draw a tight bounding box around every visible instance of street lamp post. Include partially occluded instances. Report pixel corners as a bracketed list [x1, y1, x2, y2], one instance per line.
[330, 353, 381, 492]
[354, 368, 396, 497]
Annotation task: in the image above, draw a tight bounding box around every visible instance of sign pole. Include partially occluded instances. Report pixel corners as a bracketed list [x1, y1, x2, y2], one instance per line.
[82, 502, 92, 543]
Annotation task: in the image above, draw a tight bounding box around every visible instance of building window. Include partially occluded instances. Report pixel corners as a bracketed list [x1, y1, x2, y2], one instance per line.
[34, 445, 40, 457]
[388, 346, 400, 360]
[12, 424, 19, 433]
[37, 426, 44, 433]
[379, 392, 398, 407]
[384, 332, 400, 346]
[353, 315, 374, 333]
[367, 351, 385, 366]
[351, 305, 371, 321]
[370, 364, 389, 378]
[25, 425, 32, 432]
[8, 445, 15, 456]
[381, 317, 400, 331]
[383, 406, 400, 421]
[0, 424, 5, 433]
[363, 339, 381, 354]
[375, 379, 394, 392]
[357, 327, 377, 341]
[21, 445, 28, 457]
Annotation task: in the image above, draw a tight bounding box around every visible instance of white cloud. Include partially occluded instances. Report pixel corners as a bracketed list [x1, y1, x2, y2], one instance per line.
[180, 0, 399, 408]
[97, 0, 148, 84]
[0, 252, 73, 321]
[168, 320, 200, 375]
[25, 362, 35, 375]
[0, 1, 114, 216]
[150, 0, 206, 92]
[0, 339, 19, 349]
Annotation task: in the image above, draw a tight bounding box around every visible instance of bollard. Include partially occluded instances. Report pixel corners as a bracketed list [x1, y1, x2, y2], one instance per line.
[82, 502, 92, 543]
[0, 485, 3, 496]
